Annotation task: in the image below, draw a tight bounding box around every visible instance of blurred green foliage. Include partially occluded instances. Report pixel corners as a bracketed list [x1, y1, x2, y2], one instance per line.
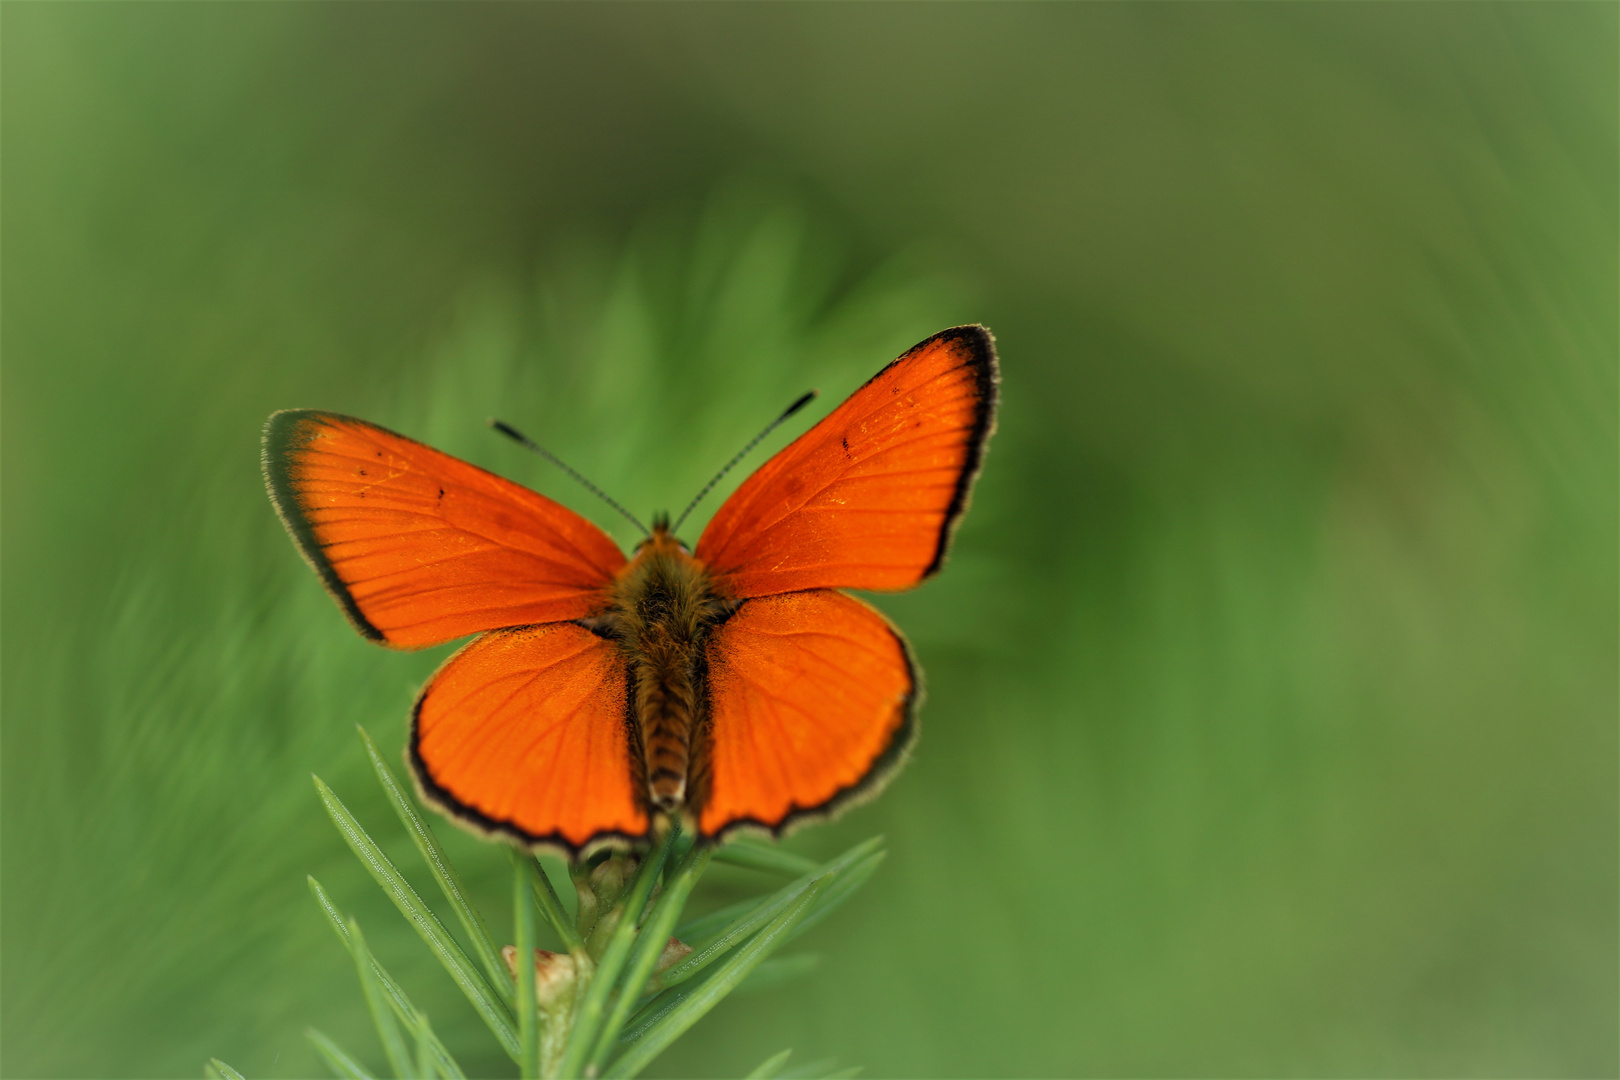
[2, 5, 1614, 1078]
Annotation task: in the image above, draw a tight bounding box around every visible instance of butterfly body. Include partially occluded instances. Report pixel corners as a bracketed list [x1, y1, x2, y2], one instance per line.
[585, 517, 736, 815]
[264, 325, 998, 856]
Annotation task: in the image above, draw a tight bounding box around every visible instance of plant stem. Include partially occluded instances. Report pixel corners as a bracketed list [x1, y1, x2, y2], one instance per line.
[514, 851, 542, 1079]
[586, 843, 713, 1071]
[555, 826, 679, 1078]
[531, 856, 585, 954]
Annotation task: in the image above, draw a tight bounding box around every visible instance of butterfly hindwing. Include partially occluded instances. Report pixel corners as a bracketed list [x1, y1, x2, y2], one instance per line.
[412, 622, 648, 851]
[697, 590, 917, 838]
[263, 410, 626, 649]
[695, 325, 998, 598]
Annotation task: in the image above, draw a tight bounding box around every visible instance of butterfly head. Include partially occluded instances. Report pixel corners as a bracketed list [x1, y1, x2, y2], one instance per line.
[634, 512, 691, 555]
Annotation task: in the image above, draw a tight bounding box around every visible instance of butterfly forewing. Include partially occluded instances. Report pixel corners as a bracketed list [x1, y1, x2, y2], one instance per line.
[263, 410, 626, 648]
[412, 623, 648, 849]
[698, 590, 916, 837]
[695, 325, 998, 598]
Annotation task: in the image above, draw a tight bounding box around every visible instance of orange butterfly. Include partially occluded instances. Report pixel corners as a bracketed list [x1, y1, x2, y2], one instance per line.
[263, 325, 998, 856]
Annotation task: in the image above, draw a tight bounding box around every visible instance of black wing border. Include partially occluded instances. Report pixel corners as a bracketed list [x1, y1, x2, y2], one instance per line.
[261, 409, 389, 644]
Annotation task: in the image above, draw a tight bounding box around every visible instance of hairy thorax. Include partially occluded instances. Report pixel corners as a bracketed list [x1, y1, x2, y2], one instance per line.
[582, 519, 736, 815]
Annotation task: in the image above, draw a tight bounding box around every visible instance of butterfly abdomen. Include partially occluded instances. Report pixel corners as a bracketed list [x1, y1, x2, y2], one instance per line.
[630, 623, 701, 810]
[598, 524, 733, 816]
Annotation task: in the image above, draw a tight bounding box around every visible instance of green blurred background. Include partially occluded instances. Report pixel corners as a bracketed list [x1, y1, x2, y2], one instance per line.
[3, 4, 1615, 1077]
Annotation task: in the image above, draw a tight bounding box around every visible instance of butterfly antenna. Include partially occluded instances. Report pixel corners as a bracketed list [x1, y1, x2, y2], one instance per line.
[671, 390, 819, 536]
[489, 419, 650, 536]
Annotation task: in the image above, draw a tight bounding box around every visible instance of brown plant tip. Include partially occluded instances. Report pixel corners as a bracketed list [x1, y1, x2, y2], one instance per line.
[503, 944, 581, 1011]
